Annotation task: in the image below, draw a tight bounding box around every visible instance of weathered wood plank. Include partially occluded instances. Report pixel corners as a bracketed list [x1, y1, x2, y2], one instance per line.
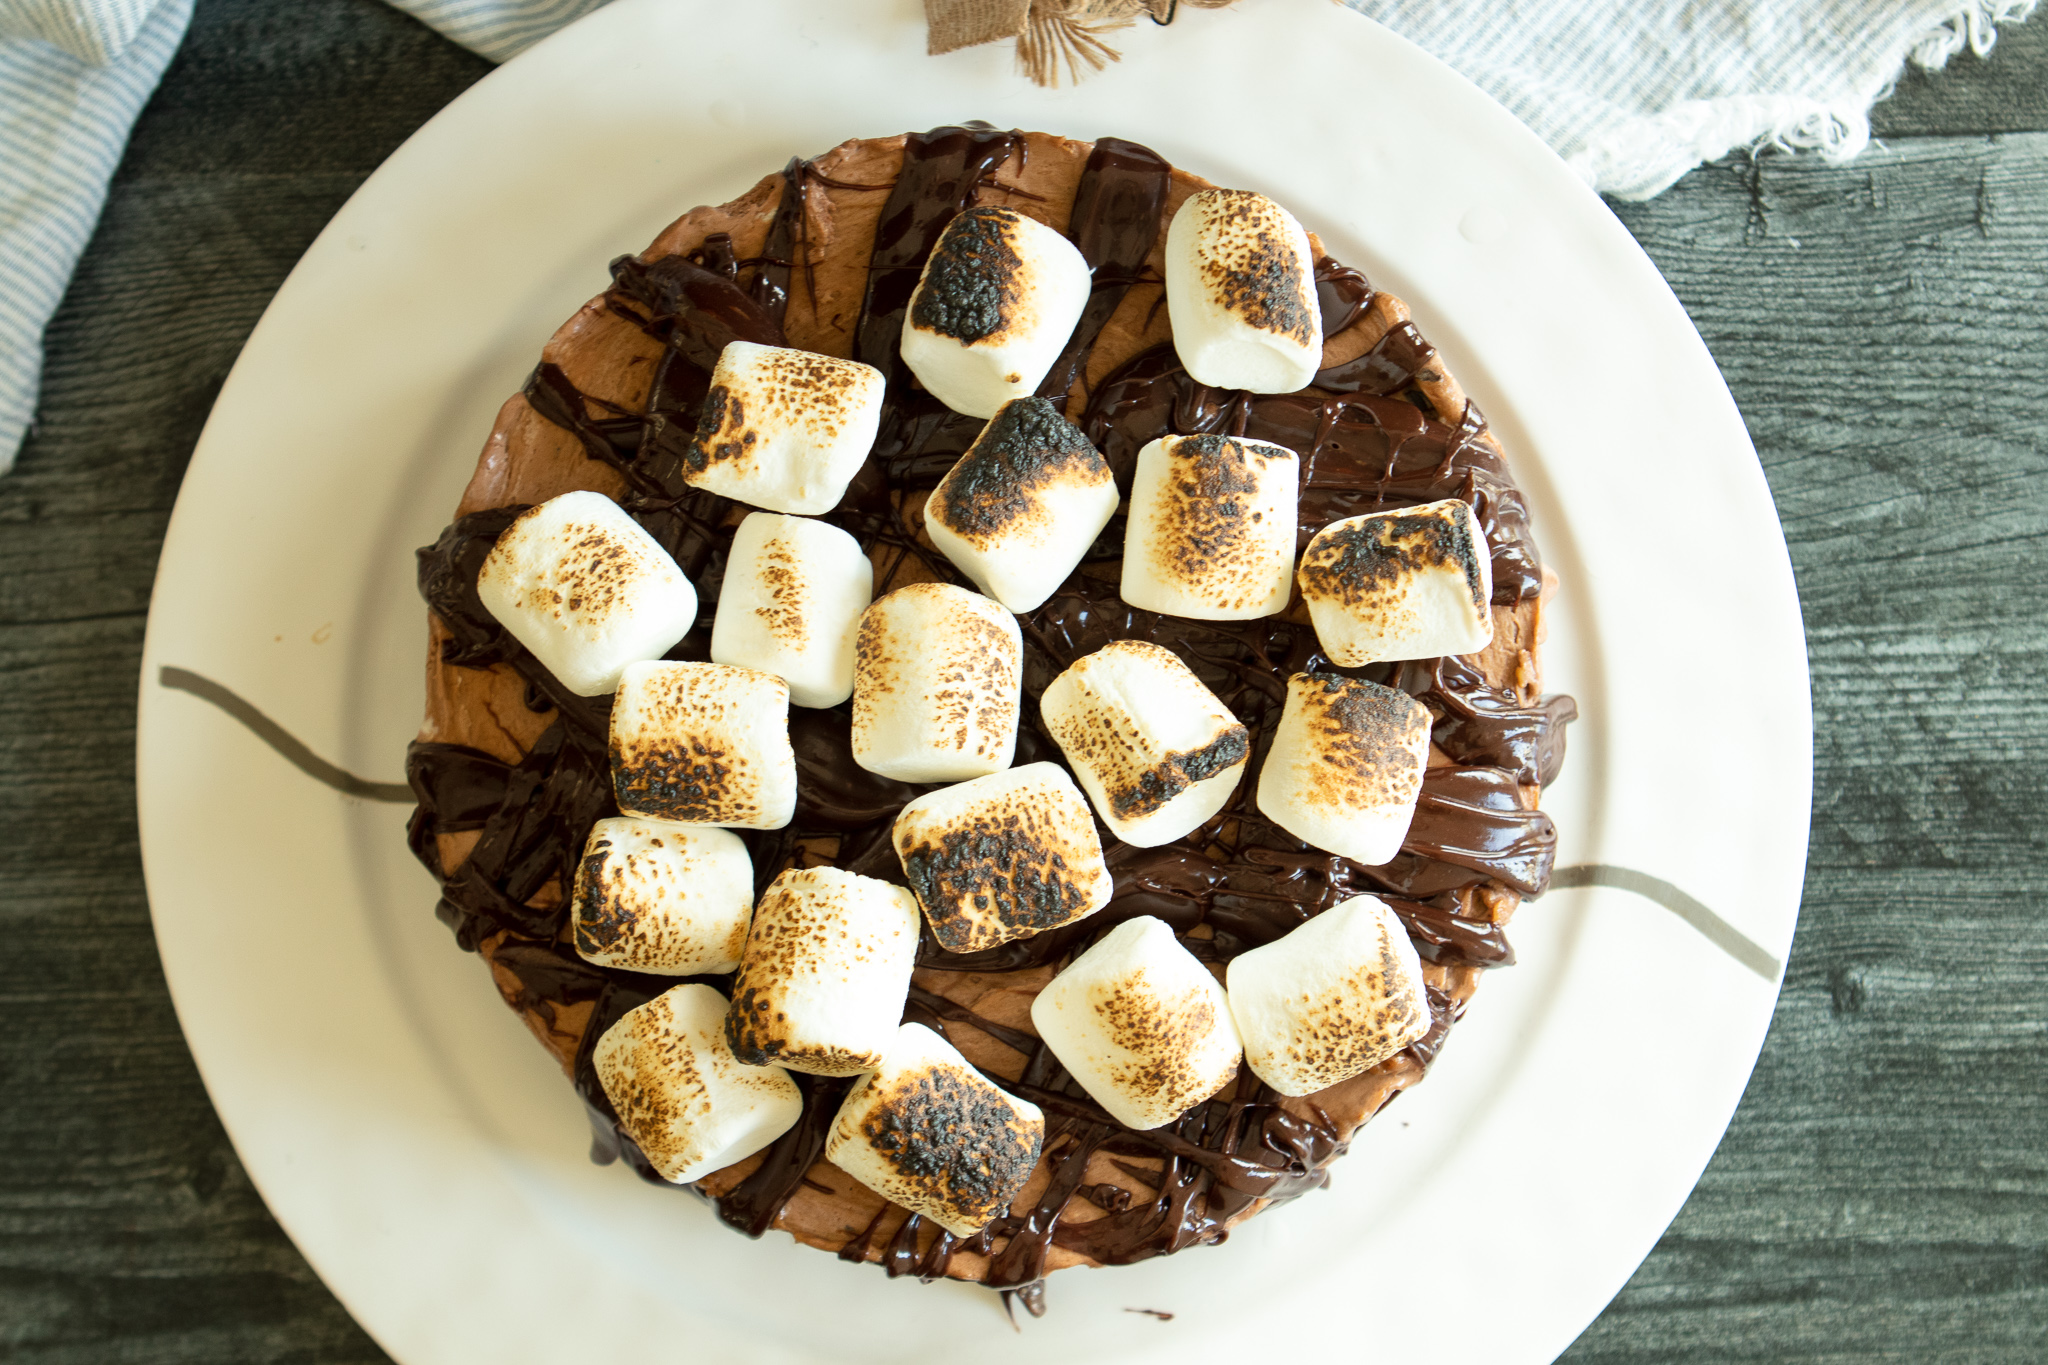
[0, 614, 393, 1364]
[1564, 128, 2048, 1362]
[0, 2, 483, 1361]
[0, 172, 369, 625]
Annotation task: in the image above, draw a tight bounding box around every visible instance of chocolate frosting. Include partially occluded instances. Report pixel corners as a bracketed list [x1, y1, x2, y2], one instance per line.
[406, 125, 1575, 1310]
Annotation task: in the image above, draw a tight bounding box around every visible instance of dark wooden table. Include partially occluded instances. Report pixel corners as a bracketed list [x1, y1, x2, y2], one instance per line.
[2, 2, 2042, 1359]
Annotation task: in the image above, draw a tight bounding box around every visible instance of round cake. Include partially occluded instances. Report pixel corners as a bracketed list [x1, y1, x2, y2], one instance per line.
[405, 124, 1577, 1312]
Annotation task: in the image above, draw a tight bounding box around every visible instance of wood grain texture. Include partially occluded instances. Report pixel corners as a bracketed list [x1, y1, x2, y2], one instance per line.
[0, 3, 481, 1362]
[0, 1, 2042, 1361]
[1559, 128, 2048, 1361]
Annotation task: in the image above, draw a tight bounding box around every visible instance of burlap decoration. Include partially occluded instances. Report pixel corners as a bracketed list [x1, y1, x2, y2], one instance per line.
[925, 0, 1240, 87]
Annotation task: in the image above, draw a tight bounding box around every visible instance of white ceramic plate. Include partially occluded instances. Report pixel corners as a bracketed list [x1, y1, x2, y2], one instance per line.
[136, 0, 1810, 1360]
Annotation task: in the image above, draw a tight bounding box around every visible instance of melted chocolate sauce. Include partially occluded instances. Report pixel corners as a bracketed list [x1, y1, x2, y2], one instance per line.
[1037, 137, 1172, 403]
[1314, 255, 1376, 339]
[405, 127, 1575, 1302]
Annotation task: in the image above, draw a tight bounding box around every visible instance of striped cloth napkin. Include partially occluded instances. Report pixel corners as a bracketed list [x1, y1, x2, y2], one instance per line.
[1, 0, 193, 472]
[0, 0, 2035, 473]
[0, 0, 608, 473]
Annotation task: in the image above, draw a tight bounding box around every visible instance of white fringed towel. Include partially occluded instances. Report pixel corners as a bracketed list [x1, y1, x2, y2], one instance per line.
[1344, 0, 2040, 199]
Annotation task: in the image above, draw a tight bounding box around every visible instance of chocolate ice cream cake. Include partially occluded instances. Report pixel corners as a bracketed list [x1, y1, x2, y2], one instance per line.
[406, 125, 1576, 1312]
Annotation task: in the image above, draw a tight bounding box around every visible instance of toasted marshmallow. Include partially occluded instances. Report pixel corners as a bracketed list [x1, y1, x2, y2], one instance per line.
[1029, 916, 1242, 1131]
[922, 398, 1119, 613]
[1226, 896, 1430, 1096]
[1120, 433, 1299, 621]
[710, 512, 873, 708]
[851, 582, 1022, 783]
[892, 763, 1114, 954]
[683, 341, 885, 515]
[610, 661, 796, 829]
[900, 207, 1091, 419]
[570, 817, 754, 975]
[1298, 500, 1494, 665]
[1256, 674, 1431, 865]
[475, 491, 697, 696]
[826, 1024, 1045, 1237]
[1164, 189, 1322, 393]
[593, 983, 803, 1185]
[1040, 641, 1250, 848]
[723, 867, 921, 1076]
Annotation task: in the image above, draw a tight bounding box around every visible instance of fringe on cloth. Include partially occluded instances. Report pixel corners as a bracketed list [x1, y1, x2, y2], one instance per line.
[1574, 0, 2040, 199]
[925, 0, 1238, 86]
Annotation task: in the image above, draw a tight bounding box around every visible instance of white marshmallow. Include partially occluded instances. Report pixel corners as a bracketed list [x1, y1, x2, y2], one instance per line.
[593, 983, 803, 1185]
[570, 817, 753, 975]
[723, 867, 921, 1077]
[900, 207, 1091, 418]
[710, 512, 873, 708]
[609, 661, 796, 829]
[1255, 674, 1431, 866]
[1225, 896, 1431, 1097]
[892, 762, 1114, 954]
[922, 398, 1119, 613]
[1298, 500, 1494, 665]
[1164, 189, 1322, 393]
[475, 490, 697, 697]
[1040, 641, 1250, 848]
[1028, 916, 1242, 1131]
[1120, 433, 1299, 621]
[825, 1024, 1045, 1237]
[683, 341, 885, 514]
[851, 582, 1022, 783]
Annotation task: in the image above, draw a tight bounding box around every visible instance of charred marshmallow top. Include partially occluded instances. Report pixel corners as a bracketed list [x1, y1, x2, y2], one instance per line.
[710, 512, 874, 709]
[1297, 499, 1495, 665]
[891, 762, 1114, 954]
[609, 661, 798, 830]
[1225, 896, 1431, 1097]
[825, 1023, 1045, 1238]
[723, 866, 921, 1077]
[1039, 640, 1250, 848]
[1121, 433, 1299, 621]
[475, 490, 697, 697]
[1256, 674, 1431, 866]
[922, 397, 1120, 613]
[900, 206, 1092, 418]
[1164, 189, 1322, 394]
[570, 817, 754, 976]
[851, 582, 1023, 783]
[1029, 915, 1243, 1131]
[593, 983, 803, 1186]
[683, 341, 885, 515]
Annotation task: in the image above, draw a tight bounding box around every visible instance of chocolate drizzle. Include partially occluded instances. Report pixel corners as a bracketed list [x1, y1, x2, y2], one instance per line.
[1037, 137, 1172, 402]
[404, 128, 1575, 1304]
[1314, 255, 1376, 339]
[1081, 344, 1543, 602]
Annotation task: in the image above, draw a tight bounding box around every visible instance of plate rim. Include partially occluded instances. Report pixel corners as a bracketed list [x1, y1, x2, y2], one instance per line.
[136, 2, 1812, 1361]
